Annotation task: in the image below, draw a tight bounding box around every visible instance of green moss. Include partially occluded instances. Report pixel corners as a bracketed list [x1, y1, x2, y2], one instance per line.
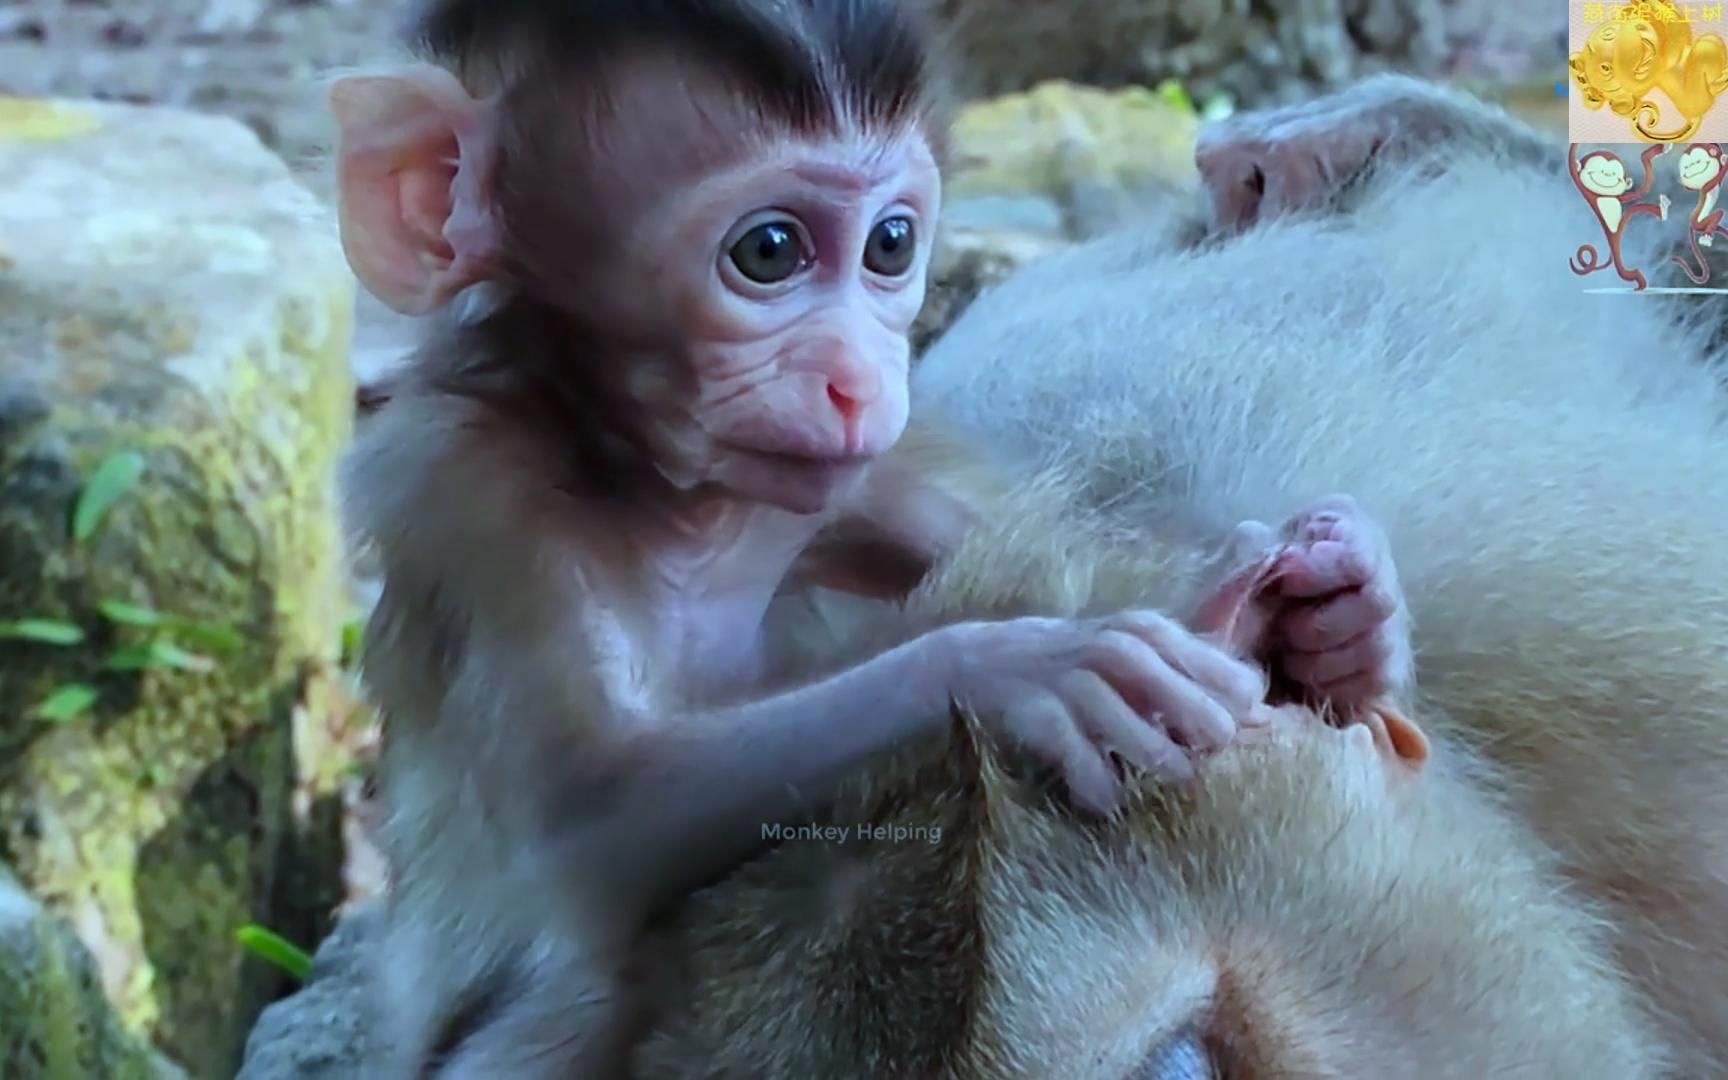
[0, 273, 360, 1076]
[0, 98, 104, 142]
[0, 881, 172, 1079]
[946, 80, 1200, 202]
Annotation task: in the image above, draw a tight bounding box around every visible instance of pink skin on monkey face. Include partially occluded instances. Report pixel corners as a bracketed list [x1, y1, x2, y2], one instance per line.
[329, 61, 943, 519]
[622, 134, 943, 515]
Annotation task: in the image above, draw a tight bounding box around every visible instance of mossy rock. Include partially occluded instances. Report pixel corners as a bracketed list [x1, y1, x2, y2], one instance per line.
[0, 96, 359, 1077]
[0, 865, 186, 1079]
[945, 80, 1200, 238]
[911, 83, 1199, 353]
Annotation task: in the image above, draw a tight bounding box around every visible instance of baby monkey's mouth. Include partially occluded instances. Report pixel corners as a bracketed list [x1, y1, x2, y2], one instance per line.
[724, 444, 874, 478]
[719, 437, 876, 470]
[1325, 701, 1430, 767]
[714, 442, 873, 515]
[734, 444, 870, 465]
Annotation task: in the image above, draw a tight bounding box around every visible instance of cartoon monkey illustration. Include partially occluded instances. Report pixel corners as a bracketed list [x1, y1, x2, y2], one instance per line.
[1569, 144, 1670, 291]
[1669, 142, 1728, 284]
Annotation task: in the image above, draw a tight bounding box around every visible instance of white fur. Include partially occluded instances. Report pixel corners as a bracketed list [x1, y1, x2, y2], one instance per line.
[914, 76, 1728, 1072]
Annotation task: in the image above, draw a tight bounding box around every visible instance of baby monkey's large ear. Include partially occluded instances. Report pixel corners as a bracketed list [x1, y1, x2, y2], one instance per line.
[329, 64, 500, 315]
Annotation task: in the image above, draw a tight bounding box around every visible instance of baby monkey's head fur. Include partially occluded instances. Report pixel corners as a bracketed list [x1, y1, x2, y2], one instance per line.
[334, 0, 951, 512]
[414, 0, 949, 139]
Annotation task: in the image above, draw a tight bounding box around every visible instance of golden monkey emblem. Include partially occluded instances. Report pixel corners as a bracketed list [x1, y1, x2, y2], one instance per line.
[1570, 0, 1728, 142]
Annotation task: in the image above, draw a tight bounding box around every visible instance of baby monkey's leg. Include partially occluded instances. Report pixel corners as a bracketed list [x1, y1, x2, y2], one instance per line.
[1196, 72, 1562, 232]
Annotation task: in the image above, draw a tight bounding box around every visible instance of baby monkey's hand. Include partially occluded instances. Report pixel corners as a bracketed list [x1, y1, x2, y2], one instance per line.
[935, 612, 1267, 814]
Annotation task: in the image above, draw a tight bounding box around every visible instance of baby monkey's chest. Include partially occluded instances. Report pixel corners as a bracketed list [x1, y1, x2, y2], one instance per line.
[647, 594, 774, 700]
[598, 503, 830, 709]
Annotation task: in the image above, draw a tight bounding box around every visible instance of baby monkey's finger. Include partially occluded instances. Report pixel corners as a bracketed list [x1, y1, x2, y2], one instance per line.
[1279, 585, 1399, 652]
[1281, 630, 1396, 689]
[1058, 669, 1198, 780]
[1105, 611, 1267, 717]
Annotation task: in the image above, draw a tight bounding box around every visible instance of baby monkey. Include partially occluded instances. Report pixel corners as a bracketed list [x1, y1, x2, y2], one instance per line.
[333, 0, 1409, 1074]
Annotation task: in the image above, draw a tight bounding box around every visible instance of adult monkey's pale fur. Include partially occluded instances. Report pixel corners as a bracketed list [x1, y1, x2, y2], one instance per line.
[628, 482, 1670, 1077]
[906, 73, 1728, 1072]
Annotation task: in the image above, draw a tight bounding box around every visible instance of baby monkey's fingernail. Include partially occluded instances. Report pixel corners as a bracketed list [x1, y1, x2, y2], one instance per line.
[1241, 703, 1277, 727]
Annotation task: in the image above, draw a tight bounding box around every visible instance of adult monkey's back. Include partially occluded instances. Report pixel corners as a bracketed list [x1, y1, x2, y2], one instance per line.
[914, 73, 1728, 1069]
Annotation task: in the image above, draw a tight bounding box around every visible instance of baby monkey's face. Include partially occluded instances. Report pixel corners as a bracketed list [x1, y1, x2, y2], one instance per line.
[329, 43, 946, 515]
[630, 128, 944, 515]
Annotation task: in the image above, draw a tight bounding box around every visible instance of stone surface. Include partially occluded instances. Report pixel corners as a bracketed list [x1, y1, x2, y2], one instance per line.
[0, 1, 1562, 189]
[0, 0, 387, 179]
[922, 0, 1563, 108]
[0, 96, 360, 1077]
[946, 80, 1201, 239]
[235, 904, 376, 1080]
[910, 83, 1203, 352]
[0, 865, 187, 1080]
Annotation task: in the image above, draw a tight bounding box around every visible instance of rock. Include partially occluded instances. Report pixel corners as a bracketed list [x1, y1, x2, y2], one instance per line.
[236, 905, 377, 1080]
[0, 865, 187, 1079]
[911, 83, 1201, 352]
[945, 81, 1201, 240]
[923, 0, 1564, 108]
[0, 96, 361, 1076]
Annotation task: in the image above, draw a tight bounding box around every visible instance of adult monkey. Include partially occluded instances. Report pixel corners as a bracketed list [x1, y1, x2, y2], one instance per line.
[903, 73, 1728, 1072]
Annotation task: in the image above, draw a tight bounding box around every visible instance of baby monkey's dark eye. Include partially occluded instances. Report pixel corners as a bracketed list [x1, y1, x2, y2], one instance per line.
[728, 221, 807, 284]
[863, 216, 916, 276]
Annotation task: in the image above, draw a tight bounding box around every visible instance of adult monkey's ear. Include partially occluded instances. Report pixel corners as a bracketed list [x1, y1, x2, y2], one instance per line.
[329, 63, 500, 315]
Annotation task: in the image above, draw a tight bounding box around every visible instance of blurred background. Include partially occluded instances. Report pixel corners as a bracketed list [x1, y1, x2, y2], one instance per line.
[0, 3, 1566, 1078]
[0, 0, 1566, 173]
[0, 0, 1571, 369]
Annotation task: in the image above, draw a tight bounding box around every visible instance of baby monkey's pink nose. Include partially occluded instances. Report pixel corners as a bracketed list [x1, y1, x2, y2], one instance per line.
[827, 383, 864, 450]
[828, 382, 861, 419]
[821, 361, 882, 450]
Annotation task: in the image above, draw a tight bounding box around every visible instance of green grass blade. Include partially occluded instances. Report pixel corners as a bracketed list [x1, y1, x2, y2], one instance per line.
[106, 640, 215, 674]
[0, 618, 86, 645]
[234, 924, 312, 981]
[72, 450, 147, 544]
[97, 600, 163, 627]
[32, 684, 100, 722]
[162, 618, 244, 655]
[339, 618, 364, 666]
